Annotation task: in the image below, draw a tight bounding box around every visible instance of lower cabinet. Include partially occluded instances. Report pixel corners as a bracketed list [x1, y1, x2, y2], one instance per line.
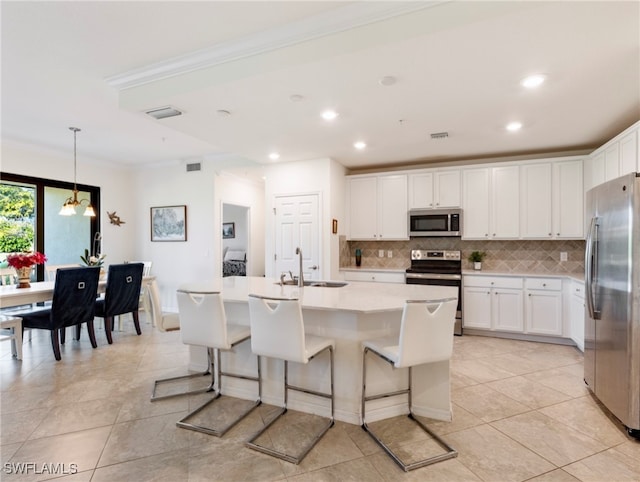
[463, 276, 523, 332]
[570, 280, 585, 351]
[525, 278, 563, 335]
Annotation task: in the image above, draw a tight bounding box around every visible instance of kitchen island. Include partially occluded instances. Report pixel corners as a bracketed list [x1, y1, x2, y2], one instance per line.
[184, 276, 458, 425]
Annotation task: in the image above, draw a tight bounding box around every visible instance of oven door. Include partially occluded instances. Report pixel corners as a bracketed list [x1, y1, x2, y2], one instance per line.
[405, 273, 462, 335]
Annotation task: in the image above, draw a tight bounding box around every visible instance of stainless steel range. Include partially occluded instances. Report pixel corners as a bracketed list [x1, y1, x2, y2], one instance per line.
[405, 250, 462, 335]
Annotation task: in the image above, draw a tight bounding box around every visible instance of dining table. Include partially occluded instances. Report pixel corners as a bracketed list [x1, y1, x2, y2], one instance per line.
[0, 276, 157, 309]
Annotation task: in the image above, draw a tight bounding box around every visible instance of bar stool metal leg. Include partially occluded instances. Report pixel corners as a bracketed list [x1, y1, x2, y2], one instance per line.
[151, 347, 215, 402]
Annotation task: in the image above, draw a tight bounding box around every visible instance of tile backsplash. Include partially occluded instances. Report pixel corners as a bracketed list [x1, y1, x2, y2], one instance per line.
[340, 236, 585, 274]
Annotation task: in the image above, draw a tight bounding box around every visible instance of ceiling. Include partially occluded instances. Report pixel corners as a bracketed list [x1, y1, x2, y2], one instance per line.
[2, 1, 639, 173]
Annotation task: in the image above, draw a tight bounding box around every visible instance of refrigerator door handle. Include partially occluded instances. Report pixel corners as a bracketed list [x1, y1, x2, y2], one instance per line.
[585, 217, 600, 320]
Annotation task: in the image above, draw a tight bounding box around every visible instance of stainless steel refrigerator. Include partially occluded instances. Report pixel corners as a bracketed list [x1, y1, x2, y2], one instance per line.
[585, 171, 640, 439]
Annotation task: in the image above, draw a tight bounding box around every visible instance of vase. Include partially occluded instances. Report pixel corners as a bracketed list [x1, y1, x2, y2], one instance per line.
[474, 262, 482, 271]
[355, 249, 362, 267]
[16, 266, 32, 288]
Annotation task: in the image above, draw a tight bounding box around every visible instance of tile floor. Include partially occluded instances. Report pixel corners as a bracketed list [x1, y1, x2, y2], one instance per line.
[1, 316, 640, 481]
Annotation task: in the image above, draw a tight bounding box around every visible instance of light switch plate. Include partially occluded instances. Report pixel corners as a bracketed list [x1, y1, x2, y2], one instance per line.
[378, 250, 384, 258]
[387, 250, 392, 258]
[560, 252, 568, 262]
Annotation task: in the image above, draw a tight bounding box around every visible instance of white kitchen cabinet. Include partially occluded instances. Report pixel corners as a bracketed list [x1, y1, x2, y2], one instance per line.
[570, 279, 585, 351]
[620, 130, 638, 176]
[343, 270, 405, 284]
[553, 160, 584, 239]
[347, 174, 407, 240]
[604, 143, 620, 182]
[463, 275, 523, 332]
[408, 169, 460, 209]
[461, 168, 491, 239]
[525, 278, 563, 336]
[587, 152, 605, 191]
[521, 163, 553, 238]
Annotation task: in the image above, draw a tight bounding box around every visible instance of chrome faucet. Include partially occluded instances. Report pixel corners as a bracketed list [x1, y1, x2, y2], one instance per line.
[295, 247, 304, 287]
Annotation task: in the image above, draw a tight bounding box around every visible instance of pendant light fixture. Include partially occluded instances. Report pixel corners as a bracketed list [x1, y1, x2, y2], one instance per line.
[59, 127, 96, 217]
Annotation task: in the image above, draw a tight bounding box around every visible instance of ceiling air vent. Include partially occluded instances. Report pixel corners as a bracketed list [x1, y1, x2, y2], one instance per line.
[430, 132, 449, 139]
[186, 162, 201, 172]
[145, 106, 183, 120]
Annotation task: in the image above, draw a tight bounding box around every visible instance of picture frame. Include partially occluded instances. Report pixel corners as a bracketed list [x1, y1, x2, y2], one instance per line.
[222, 222, 235, 239]
[151, 205, 187, 242]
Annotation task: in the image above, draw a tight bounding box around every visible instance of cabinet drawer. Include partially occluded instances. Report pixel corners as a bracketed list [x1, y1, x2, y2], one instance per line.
[571, 280, 585, 299]
[525, 278, 562, 291]
[464, 276, 523, 289]
[344, 271, 405, 283]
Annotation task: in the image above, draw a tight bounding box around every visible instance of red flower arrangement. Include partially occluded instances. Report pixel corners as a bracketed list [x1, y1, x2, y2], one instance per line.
[6, 251, 47, 270]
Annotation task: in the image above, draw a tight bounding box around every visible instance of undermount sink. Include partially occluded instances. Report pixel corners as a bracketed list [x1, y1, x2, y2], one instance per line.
[276, 280, 348, 288]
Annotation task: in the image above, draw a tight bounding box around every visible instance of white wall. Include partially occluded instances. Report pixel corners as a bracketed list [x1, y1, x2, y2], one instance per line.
[264, 157, 345, 280]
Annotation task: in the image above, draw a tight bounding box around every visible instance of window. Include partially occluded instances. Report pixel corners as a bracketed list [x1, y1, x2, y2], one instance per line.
[0, 172, 100, 281]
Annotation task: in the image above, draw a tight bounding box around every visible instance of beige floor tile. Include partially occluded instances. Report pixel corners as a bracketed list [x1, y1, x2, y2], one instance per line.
[491, 411, 607, 466]
[526, 468, 581, 481]
[368, 451, 482, 481]
[451, 358, 518, 384]
[446, 424, 555, 482]
[563, 445, 640, 481]
[419, 403, 484, 436]
[1, 407, 50, 445]
[29, 398, 121, 439]
[524, 364, 590, 398]
[486, 375, 572, 409]
[288, 456, 384, 481]
[92, 448, 190, 482]
[452, 384, 530, 422]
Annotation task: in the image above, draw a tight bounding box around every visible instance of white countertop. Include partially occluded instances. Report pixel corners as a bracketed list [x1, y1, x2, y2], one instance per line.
[340, 267, 407, 273]
[180, 276, 457, 314]
[462, 270, 584, 283]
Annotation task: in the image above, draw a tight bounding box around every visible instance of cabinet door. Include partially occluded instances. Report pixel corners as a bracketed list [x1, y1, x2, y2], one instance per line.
[604, 143, 620, 182]
[462, 168, 490, 239]
[434, 170, 461, 208]
[408, 172, 434, 209]
[525, 290, 562, 335]
[378, 175, 408, 239]
[462, 287, 491, 329]
[521, 163, 552, 238]
[348, 177, 378, 240]
[493, 288, 523, 332]
[553, 160, 584, 238]
[589, 152, 605, 189]
[620, 130, 638, 176]
[492, 165, 520, 238]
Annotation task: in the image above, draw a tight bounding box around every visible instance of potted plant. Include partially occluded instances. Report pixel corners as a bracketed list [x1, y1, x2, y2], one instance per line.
[468, 251, 486, 270]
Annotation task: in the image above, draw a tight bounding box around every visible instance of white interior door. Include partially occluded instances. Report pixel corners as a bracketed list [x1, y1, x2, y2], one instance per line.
[274, 194, 320, 281]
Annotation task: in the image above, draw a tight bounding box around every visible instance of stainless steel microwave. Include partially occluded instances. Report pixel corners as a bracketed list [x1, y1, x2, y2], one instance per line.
[408, 208, 462, 237]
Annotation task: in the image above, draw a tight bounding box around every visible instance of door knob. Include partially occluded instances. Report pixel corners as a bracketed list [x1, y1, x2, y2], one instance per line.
[309, 265, 318, 270]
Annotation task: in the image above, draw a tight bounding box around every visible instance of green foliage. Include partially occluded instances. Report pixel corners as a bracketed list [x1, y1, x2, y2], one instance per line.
[0, 185, 35, 220]
[0, 219, 33, 253]
[468, 251, 487, 263]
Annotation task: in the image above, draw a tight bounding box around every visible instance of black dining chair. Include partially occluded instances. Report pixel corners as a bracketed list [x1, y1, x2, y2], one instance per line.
[20, 266, 101, 361]
[94, 263, 144, 344]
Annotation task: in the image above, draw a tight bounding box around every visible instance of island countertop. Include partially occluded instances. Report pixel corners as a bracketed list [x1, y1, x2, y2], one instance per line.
[182, 276, 457, 314]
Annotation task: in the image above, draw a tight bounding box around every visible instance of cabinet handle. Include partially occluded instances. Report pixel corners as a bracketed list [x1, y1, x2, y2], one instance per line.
[557, 233, 560, 236]
[485, 234, 489, 237]
[493, 233, 496, 236]
[486, 291, 490, 295]
[548, 233, 552, 236]
[542, 283, 546, 287]
[528, 293, 532, 297]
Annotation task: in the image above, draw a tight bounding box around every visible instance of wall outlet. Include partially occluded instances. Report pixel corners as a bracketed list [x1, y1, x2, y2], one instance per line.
[378, 249, 384, 258]
[387, 250, 392, 258]
[560, 252, 568, 262]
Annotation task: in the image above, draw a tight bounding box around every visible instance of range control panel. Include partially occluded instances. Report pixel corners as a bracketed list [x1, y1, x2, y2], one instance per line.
[410, 250, 461, 261]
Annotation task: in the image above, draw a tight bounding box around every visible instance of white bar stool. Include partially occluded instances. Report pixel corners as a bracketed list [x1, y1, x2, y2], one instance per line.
[361, 297, 458, 472]
[0, 314, 23, 360]
[160, 286, 261, 437]
[247, 294, 335, 465]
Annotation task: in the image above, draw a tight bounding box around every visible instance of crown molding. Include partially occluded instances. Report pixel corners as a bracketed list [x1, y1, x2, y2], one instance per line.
[105, 1, 442, 90]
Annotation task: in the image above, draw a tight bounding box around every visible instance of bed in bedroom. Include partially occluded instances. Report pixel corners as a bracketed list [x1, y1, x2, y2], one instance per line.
[222, 248, 246, 277]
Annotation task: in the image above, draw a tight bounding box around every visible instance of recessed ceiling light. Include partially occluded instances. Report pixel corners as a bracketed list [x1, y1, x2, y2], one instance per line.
[269, 152, 280, 160]
[379, 76, 396, 86]
[354, 141, 367, 150]
[521, 74, 546, 89]
[506, 121, 523, 132]
[321, 110, 338, 121]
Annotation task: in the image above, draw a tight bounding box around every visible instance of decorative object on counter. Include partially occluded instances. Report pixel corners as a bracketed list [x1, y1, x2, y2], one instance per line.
[355, 248, 362, 267]
[468, 251, 486, 270]
[107, 211, 125, 226]
[6, 251, 47, 288]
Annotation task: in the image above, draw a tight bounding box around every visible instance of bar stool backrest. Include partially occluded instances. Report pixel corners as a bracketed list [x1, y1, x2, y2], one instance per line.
[396, 298, 457, 368]
[248, 295, 306, 363]
[177, 289, 228, 349]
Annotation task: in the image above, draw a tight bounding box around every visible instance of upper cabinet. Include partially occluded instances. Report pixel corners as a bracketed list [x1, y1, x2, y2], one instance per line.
[585, 121, 639, 190]
[347, 174, 408, 240]
[408, 169, 461, 209]
[462, 166, 519, 239]
[553, 160, 584, 238]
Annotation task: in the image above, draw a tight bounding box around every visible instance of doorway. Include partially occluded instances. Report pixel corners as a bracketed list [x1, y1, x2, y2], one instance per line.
[222, 203, 249, 277]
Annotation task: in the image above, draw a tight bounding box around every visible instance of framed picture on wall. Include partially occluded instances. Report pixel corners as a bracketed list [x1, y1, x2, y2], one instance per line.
[151, 205, 187, 242]
[222, 222, 235, 239]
